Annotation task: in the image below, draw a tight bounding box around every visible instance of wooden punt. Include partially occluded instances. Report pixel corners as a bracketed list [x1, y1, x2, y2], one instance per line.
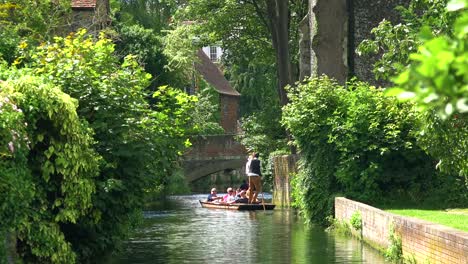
[199, 200, 276, 210]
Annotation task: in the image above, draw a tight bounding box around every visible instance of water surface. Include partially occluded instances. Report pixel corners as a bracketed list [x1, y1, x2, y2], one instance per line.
[111, 194, 389, 264]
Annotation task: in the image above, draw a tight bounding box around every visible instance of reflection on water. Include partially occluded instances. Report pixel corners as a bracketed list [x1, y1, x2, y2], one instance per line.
[110, 195, 388, 264]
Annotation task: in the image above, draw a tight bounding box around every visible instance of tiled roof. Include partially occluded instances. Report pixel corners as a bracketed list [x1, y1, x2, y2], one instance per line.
[195, 49, 240, 96]
[71, 0, 96, 9]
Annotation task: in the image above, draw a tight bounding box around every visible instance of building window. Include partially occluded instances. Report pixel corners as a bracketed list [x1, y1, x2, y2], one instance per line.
[210, 46, 218, 61]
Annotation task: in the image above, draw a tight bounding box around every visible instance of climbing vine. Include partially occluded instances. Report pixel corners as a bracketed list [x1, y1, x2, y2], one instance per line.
[1, 76, 101, 263]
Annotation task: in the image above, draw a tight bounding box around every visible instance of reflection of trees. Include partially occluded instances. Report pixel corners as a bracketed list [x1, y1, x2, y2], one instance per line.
[333, 235, 389, 263]
[115, 198, 388, 263]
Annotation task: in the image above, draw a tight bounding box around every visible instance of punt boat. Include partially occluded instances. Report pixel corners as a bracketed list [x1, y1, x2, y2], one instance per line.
[199, 200, 276, 210]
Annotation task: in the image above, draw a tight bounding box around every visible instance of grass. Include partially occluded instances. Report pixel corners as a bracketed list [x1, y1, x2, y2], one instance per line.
[385, 208, 468, 232]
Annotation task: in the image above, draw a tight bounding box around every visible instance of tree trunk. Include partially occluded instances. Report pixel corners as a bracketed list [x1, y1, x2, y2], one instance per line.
[266, 0, 292, 106]
[5, 232, 17, 264]
[299, 13, 311, 81]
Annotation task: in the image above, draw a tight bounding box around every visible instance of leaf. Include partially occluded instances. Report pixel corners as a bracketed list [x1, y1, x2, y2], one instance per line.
[447, 0, 467, 11]
[418, 25, 434, 40]
[445, 102, 454, 115]
[456, 98, 468, 112]
[454, 13, 468, 37]
[423, 93, 439, 103]
[393, 71, 409, 84]
[398, 91, 416, 100]
[385, 87, 406, 97]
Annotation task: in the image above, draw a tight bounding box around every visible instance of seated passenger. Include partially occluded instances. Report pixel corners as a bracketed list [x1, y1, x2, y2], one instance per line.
[224, 187, 237, 204]
[235, 190, 248, 204]
[239, 180, 249, 191]
[207, 188, 222, 202]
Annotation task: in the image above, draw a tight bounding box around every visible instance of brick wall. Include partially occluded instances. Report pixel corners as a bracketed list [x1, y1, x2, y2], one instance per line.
[335, 197, 468, 263]
[219, 94, 239, 134]
[183, 135, 247, 182]
[272, 155, 298, 207]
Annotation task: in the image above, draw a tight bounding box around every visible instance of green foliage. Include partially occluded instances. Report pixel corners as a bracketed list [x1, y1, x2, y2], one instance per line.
[190, 86, 224, 135]
[113, 22, 184, 90]
[416, 111, 468, 192]
[169, 0, 304, 160]
[385, 224, 403, 262]
[175, 0, 273, 66]
[389, 1, 468, 119]
[0, 0, 71, 61]
[350, 211, 362, 231]
[238, 104, 288, 156]
[325, 216, 353, 236]
[382, 0, 468, 188]
[111, 0, 191, 90]
[1, 75, 101, 263]
[229, 61, 278, 117]
[0, 89, 33, 262]
[357, 0, 455, 80]
[0, 26, 19, 64]
[163, 23, 200, 79]
[0, 0, 70, 39]
[282, 76, 439, 223]
[5, 29, 195, 262]
[114, 0, 179, 31]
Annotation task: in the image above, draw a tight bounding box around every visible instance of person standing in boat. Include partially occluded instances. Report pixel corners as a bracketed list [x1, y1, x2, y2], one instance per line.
[245, 152, 262, 204]
[207, 188, 222, 202]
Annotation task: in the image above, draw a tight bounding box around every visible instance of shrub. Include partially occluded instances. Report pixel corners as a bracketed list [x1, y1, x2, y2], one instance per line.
[350, 211, 362, 231]
[6, 29, 196, 262]
[282, 76, 437, 223]
[1, 76, 101, 263]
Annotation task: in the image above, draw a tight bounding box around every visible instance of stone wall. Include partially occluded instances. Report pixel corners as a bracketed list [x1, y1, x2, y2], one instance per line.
[351, 0, 410, 85]
[335, 197, 468, 264]
[272, 155, 298, 207]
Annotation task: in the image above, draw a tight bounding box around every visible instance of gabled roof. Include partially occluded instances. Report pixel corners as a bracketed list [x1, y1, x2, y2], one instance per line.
[195, 49, 240, 96]
[71, 0, 96, 9]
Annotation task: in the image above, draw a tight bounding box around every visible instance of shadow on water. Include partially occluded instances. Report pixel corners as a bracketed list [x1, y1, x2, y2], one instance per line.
[110, 195, 389, 264]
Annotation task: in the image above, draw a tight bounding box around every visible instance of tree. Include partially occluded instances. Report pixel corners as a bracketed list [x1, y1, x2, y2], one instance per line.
[282, 76, 458, 224]
[29, 30, 195, 260]
[176, 0, 308, 107]
[358, 0, 467, 190]
[0, 0, 71, 63]
[1, 29, 196, 262]
[1, 76, 101, 263]
[111, 0, 187, 90]
[357, 0, 455, 81]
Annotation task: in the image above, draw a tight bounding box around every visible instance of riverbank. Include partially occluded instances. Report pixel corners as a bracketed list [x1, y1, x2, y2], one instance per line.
[335, 197, 468, 264]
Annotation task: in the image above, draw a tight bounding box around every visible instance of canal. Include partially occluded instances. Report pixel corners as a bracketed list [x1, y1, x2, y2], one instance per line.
[111, 194, 389, 264]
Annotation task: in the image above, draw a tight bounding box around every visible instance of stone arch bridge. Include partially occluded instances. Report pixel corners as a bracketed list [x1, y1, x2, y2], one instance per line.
[182, 135, 247, 182]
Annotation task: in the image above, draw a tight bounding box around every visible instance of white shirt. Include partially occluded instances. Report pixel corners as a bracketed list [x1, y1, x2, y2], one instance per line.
[245, 158, 259, 176]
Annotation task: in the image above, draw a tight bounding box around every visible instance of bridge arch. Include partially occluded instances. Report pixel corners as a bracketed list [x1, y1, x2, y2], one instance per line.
[182, 135, 247, 182]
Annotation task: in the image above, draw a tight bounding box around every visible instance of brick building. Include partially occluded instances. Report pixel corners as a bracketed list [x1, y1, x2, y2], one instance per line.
[71, 0, 110, 33]
[194, 49, 240, 134]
